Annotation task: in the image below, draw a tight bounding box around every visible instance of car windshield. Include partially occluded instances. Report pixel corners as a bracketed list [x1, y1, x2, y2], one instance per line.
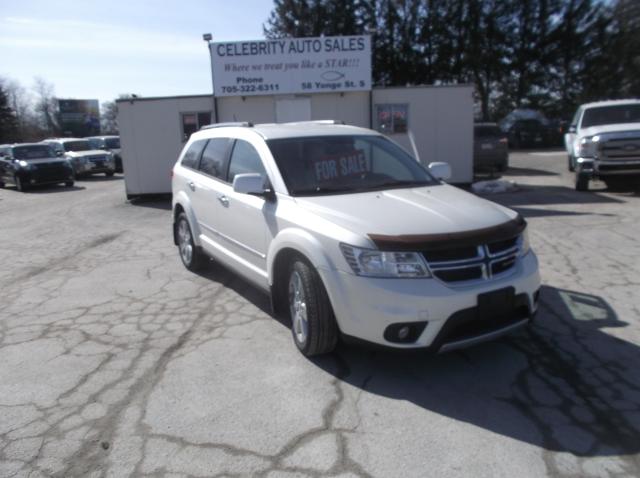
[475, 126, 502, 138]
[105, 137, 120, 148]
[64, 140, 90, 152]
[13, 145, 55, 160]
[581, 104, 640, 128]
[267, 135, 438, 196]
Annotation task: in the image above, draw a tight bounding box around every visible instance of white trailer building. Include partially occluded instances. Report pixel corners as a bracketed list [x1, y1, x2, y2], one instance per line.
[117, 84, 473, 198]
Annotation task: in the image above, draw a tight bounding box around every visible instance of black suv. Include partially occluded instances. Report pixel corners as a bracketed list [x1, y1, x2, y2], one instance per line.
[0, 143, 75, 191]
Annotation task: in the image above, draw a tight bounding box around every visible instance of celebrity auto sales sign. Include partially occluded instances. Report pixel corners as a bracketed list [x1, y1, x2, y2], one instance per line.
[210, 35, 372, 97]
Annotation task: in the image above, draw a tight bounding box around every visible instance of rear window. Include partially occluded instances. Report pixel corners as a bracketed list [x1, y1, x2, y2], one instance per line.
[474, 126, 502, 138]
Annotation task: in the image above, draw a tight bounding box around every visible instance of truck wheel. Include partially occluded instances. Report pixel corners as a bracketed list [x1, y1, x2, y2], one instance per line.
[288, 259, 338, 356]
[575, 172, 589, 191]
[65, 181, 74, 188]
[568, 155, 575, 172]
[176, 213, 207, 271]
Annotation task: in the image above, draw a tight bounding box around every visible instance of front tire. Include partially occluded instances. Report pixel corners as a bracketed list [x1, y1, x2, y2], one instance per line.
[176, 213, 207, 271]
[568, 155, 575, 172]
[65, 181, 74, 188]
[14, 175, 27, 192]
[288, 259, 338, 356]
[575, 172, 589, 191]
[105, 171, 115, 177]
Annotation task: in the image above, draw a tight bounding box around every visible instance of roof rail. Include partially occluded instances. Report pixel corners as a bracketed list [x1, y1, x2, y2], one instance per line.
[200, 122, 254, 131]
[283, 120, 345, 125]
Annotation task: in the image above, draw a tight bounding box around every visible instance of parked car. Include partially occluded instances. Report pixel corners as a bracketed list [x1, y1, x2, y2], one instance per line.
[502, 119, 548, 149]
[565, 99, 640, 191]
[87, 135, 123, 172]
[0, 143, 75, 191]
[171, 121, 540, 356]
[41, 138, 115, 177]
[473, 123, 509, 173]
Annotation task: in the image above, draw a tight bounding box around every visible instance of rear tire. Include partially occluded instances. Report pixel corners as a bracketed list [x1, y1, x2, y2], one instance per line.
[65, 181, 74, 188]
[105, 171, 115, 177]
[176, 213, 207, 271]
[575, 172, 589, 191]
[287, 259, 338, 356]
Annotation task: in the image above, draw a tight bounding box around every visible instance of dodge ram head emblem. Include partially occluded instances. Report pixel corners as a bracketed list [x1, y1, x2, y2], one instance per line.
[623, 144, 639, 152]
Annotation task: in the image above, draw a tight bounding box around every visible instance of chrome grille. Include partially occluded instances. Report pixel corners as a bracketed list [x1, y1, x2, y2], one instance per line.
[598, 132, 640, 161]
[424, 237, 520, 285]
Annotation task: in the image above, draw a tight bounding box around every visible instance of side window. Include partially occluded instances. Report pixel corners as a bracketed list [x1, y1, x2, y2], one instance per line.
[181, 112, 212, 142]
[198, 138, 230, 179]
[227, 140, 267, 183]
[181, 139, 207, 169]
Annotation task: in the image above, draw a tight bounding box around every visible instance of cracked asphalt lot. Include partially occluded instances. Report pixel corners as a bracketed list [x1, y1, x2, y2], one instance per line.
[1, 152, 640, 478]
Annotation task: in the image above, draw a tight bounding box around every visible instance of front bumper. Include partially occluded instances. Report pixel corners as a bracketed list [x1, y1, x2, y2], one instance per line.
[70, 157, 116, 175]
[577, 157, 640, 176]
[318, 251, 540, 351]
[18, 167, 74, 186]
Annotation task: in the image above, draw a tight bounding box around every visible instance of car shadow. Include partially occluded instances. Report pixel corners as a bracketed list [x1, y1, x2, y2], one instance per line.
[6, 185, 86, 194]
[188, 258, 640, 458]
[502, 166, 558, 177]
[480, 184, 625, 207]
[306, 285, 640, 457]
[76, 175, 124, 182]
[127, 195, 172, 211]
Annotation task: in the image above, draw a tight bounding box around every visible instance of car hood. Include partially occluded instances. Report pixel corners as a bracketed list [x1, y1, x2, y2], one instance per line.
[580, 123, 640, 138]
[294, 184, 518, 240]
[65, 149, 109, 158]
[20, 158, 69, 165]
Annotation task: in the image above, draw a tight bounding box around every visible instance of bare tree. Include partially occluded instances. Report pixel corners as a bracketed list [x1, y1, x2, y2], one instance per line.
[32, 77, 59, 136]
[100, 101, 118, 134]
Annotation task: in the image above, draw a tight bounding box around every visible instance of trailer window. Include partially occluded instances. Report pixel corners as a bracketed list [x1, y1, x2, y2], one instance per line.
[181, 112, 212, 142]
[375, 104, 408, 134]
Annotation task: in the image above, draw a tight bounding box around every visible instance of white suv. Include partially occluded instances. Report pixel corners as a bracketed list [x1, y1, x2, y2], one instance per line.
[172, 121, 540, 356]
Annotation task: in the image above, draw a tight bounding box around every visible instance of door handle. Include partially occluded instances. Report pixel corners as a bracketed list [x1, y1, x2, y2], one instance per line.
[188, 181, 195, 191]
[217, 194, 229, 207]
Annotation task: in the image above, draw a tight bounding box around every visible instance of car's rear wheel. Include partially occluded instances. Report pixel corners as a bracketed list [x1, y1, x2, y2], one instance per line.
[106, 171, 115, 177]
[288, 259, 338, 356]
[65, 181, 74, 188]
[176, 213, 207, 271]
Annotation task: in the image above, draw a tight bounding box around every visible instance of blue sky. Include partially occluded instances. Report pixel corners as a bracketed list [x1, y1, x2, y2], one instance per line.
[1, 0, 273, 104]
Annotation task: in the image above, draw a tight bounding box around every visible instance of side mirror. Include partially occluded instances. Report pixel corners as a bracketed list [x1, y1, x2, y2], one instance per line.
[428, 162, 452, 181]
[568, 125, 577, 134]
[232, 173, 271, 198]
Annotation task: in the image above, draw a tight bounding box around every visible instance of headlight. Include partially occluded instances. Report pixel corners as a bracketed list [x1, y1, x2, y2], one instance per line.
[518, 229, 530, 257]
[340, 243, 431, 278]
[18, 160, 33, 169]
[578, 136, 600, 158]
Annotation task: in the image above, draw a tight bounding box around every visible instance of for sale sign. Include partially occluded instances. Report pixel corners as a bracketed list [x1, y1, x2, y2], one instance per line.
[312, 150, 370, 182]
[210, 35, 371, 97]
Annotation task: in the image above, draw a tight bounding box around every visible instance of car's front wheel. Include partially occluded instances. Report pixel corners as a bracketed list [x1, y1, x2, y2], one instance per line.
[568, 155, 575, 172]
[575, 172, 589, 191]
[288, 259, 338, 356]
[14, 175, 27, 192]
[176, 213, 207, 271]
[106, 171, 115, 177]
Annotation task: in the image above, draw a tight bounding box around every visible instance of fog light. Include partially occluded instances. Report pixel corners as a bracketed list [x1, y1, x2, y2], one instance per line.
[383, 322, 428, 344]
[397, 326, 410, 340]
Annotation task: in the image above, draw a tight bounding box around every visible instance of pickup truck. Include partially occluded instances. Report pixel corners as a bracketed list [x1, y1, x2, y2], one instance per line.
[565, 99, 640, 191]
